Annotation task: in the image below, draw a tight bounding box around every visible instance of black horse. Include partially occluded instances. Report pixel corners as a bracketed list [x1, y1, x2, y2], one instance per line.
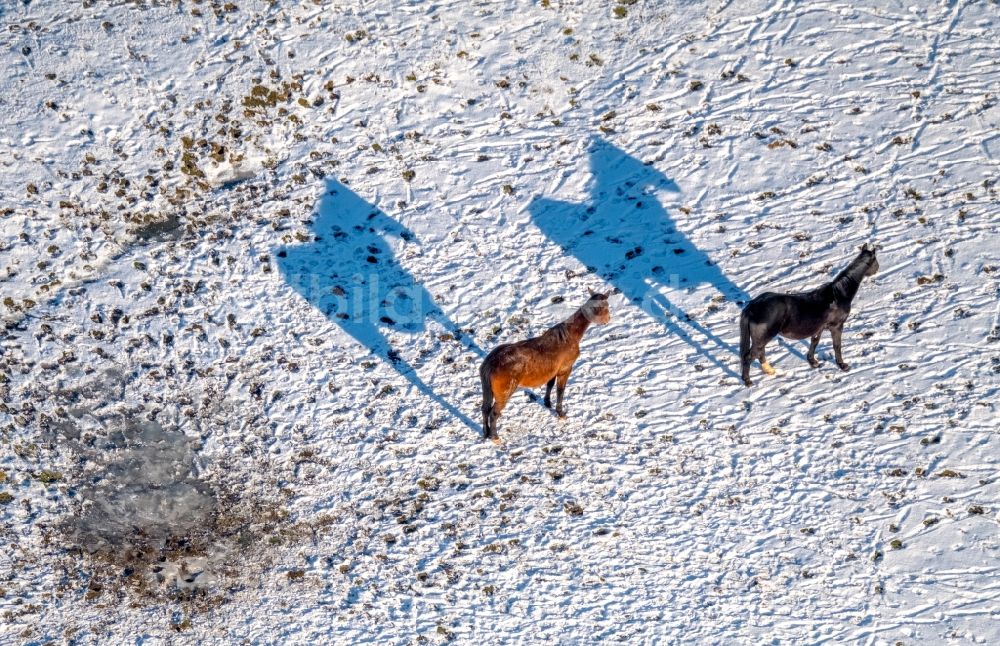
[739, 244, 879, 386]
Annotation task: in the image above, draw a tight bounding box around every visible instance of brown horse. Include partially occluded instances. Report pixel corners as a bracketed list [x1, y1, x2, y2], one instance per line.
[479, 291, 611, 442]
[740, 244, 879, 386]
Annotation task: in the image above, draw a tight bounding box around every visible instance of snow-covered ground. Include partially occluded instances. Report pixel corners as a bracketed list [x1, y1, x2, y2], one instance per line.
[1, 0, 998, 642]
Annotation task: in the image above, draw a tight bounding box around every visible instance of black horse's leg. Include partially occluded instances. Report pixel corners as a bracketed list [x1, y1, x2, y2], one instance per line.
[745, 338, 766, 386]
[544, 377, 556, 409]
[554, 370, 570, 418]
[831, 325, 849, 371]
[807, 333, 822, 368]
[759, 345, 776, 376]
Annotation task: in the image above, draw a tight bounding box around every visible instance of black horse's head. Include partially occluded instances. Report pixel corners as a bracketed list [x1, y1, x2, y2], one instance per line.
[859, 243, 880, 277]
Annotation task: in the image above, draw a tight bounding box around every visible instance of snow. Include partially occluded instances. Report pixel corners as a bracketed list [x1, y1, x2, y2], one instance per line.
[0, 0, 998, 643]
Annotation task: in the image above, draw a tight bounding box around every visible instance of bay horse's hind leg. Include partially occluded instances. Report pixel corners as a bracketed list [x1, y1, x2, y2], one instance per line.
[488, 385, 515, 444]
[807, 333, 822, 368]
[487, 407, 500, 442]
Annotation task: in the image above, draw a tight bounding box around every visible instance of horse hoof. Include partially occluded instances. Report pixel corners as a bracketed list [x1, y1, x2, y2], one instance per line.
[556, 410, 567, 419]
[838, 362, 850, 372]
[808, 359, 820, 368]
[543, 399, 552, 409]
[743, 379, 753, 387]
[490, 436, 503, 446]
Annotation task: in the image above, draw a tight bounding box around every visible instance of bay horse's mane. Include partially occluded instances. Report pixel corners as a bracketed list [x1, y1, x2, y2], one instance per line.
[542, 294, 608, 346]
[542, 320, 575, 347]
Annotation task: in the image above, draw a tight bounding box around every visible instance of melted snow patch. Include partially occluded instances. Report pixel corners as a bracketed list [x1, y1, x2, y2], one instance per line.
[42, 370, 240, 595]
[58, 413, 224, 592]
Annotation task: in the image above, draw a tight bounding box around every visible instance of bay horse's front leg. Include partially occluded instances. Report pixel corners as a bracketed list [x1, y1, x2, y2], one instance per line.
[554, 370, 571, 418]
[831, 325, 849, 371]
[807, 333, 821, 368]
[544, 377, 556, 409]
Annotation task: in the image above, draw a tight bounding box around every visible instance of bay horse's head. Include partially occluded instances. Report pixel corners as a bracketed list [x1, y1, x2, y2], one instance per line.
[583, 289, 612, 324]
[859, 243, 880, 277]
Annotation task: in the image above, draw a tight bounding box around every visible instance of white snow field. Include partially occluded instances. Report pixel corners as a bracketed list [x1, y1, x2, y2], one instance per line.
[1, 0, 998, 643]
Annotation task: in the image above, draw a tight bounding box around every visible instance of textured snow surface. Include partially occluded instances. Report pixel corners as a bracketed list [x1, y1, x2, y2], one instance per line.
[0, 0, 998, 643]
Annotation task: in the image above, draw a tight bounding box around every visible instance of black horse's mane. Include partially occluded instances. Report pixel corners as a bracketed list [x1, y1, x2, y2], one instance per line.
[829, 250, 876, 301]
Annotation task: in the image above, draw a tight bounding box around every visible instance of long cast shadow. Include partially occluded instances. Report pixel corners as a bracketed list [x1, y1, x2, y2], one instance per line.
[529, 137, 750, 378]
[276, 178, 482, 431]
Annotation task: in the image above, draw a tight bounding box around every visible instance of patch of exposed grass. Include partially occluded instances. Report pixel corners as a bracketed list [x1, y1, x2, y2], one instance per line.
[36, 470, 61, 484]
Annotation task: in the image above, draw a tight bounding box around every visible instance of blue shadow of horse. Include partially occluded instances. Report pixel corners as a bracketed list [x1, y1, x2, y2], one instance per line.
[276, 178, 482, 430]
[529, 137, 749, 377]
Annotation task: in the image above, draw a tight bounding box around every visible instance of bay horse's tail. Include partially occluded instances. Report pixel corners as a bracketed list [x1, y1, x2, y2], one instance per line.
[479, 359, 495, 439]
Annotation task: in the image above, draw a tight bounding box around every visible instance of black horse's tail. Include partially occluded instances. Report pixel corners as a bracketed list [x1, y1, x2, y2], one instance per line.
[739, 309, 751, 362]
[479, 360, 494, 439]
